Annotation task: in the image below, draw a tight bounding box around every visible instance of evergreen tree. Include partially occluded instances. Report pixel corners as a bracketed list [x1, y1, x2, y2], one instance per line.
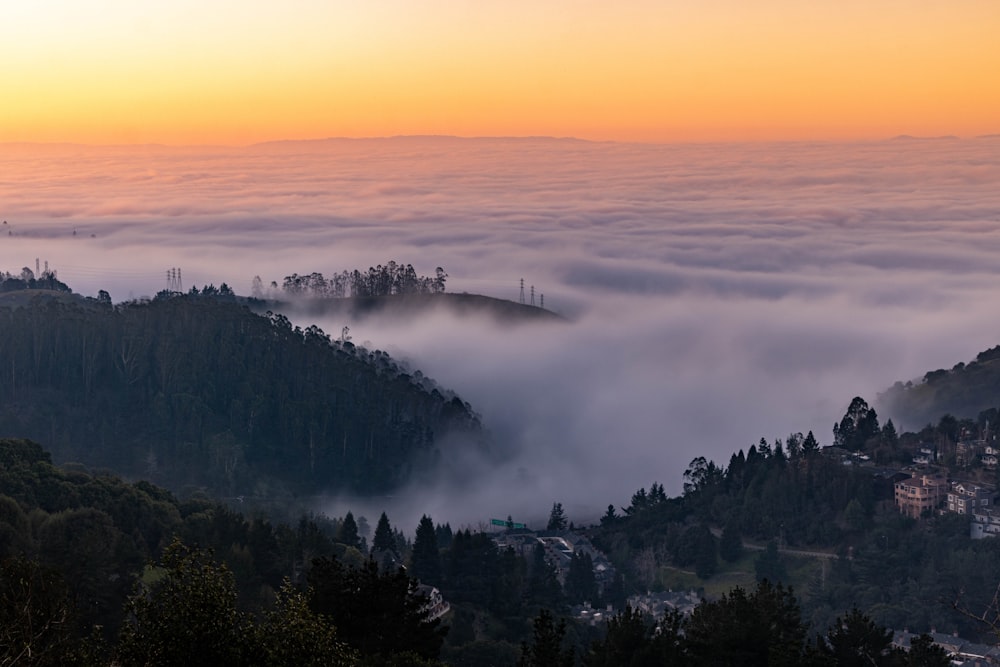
[603, 572, 627, 612]
[372, 512, 396, 554]
[905, 634, 950, 666]
[584, 605, 685, 667]
[410, 515, 442, 586]
[564, 552, 597, 605]
[834, 397, 881, 452]
[527, 543, 564, 611]
[600, 504, 617, 526]
[694, 528, 718, 580]
[308, 555, 446, 662]
[685, 580, 807, 666]
[339, 511, 360, 549]
[517, 609, 574, 667]
[435, 523, 453, 550]
[819, 608, 895, 666]
[547, 503, 568, 531]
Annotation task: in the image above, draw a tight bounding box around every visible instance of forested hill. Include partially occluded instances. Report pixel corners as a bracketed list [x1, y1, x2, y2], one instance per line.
[878, 344, 1000, 428]
[279, 292, 566, 325]
[0, 292, 488, 496]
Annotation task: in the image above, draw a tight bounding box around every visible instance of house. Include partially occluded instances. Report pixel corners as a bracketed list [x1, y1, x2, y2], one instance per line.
[983, 446, 999, 470]
[957, 440, 986, 468]
[894, 472, 948, 518]
[628, 590, 701, 619]
[970, 507, 1000, 539]
[416, 584, 450, 622]
[893, 629, 1000, 665]
[947, 482, 994, 515]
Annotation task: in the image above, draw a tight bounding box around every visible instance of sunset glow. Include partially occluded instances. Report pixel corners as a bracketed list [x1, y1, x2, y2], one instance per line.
[1, 1, 997, 144]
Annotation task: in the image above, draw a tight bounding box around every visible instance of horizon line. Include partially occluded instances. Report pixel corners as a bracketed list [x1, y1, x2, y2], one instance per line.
[3, 133, 998, 151]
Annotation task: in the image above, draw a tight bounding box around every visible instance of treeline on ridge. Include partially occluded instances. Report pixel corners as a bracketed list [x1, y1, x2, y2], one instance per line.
[259, 260, 448, 299]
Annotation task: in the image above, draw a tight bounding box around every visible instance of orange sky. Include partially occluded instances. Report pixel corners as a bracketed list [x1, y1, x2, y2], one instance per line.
[1, 1, 997, 145]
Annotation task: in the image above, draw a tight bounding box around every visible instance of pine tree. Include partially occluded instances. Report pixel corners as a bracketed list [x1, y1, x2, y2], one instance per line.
[517, 609, 574, 667]
[372, 512, 396, 554]
[409, 515, 442, 586]
[339, 511, 360, 549]
[547, 503, 568, 531]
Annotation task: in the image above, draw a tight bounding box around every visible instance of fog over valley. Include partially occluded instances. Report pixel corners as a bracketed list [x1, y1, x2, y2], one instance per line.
[3, 136, 1000, 528]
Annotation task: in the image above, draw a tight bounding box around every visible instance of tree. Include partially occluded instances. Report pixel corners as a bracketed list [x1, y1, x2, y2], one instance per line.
[250, 276, 264, 298]
[819, 608, 895, 667]
[517, 609, 574, 667]
[527, 543, 564, 611]
[256, 579, 356, 667]
[115, 539, 251, 666]
[904, 633, 950, 666]
[755, 539, 787, 584]
[584, 605, 686, 667]
[410, 515, 442, 586]
[881, 419, 899, 448]
[685, 580, 808, 666]
[372, 512, 396, 554]
[683, 457, 723, 496]
[307, 555, 446, 662]
[432, 267, 448, 293]
[0, 556, 77, 666]
[339, 512, 360, 549]
[803, 431, 820, 454]
[719, 518, 744, 563]
[600, 504, 617, 526]
[564, 552, 598, 605]
[834, 397, 880, 452]
[547, 502, 568, 531]
[694, 528, 718, 580]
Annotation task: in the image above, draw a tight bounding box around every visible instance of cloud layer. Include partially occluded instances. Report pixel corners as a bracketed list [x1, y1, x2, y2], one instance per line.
[2, 137, 1000, 529]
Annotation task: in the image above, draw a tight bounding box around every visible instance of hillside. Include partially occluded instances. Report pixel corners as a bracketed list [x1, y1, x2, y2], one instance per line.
[266, 292, 566, 325]
[0, 292, 488, 497]
[877, 345, 1000, 429]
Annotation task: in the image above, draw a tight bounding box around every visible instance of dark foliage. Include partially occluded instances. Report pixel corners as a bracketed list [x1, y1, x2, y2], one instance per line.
[307, 555, 447, 662]
[0, 293, 486, 496]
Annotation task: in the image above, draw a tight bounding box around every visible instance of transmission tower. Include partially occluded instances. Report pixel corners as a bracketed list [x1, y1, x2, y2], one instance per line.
[519, 278, 525, 305]
[530, 285, 535, 307]
[540, 294, 544, 309]
[166, 267, 183, 291]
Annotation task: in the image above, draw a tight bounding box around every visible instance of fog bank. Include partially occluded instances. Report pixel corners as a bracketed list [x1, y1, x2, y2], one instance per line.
[2, 137, 999, 528]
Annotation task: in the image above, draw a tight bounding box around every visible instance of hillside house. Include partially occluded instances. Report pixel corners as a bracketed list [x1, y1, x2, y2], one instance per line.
[894, 472, 948, 518]
[947, 482, 994, 515]
[970, 507, 1000, 539]
[983, 446, 999, 470]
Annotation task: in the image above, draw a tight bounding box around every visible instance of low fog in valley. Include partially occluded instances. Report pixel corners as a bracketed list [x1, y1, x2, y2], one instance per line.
[3, 137, 1000, 530]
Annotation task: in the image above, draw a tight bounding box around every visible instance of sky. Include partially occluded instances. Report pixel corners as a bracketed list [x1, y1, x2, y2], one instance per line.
[1, 1, 998, 144]
[2, 137, 999, 528]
